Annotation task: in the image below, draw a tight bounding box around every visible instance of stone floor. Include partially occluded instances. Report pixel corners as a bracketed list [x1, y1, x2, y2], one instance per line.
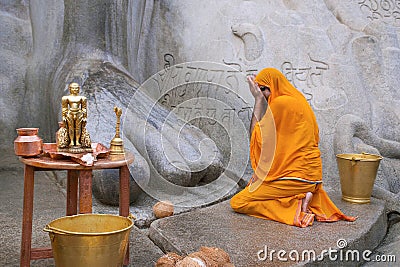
[0, 158, 398, 266]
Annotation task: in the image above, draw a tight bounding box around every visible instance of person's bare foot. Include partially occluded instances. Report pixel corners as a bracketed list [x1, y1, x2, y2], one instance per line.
[302, 192, 313, 213]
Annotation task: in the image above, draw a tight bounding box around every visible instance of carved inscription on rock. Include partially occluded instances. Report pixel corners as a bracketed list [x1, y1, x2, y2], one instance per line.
[231, 22, 264, 62]
[281, 56, 348, 110]
[147, 60, 253, 124]
[358, 0, 400, 26]
[143, 60, 253, 169]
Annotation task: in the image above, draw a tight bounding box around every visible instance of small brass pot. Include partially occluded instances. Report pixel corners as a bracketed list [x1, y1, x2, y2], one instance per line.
[336, 153, 383, 204]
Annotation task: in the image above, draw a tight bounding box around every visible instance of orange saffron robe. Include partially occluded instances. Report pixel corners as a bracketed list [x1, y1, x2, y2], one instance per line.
[230, 68, 356, 227]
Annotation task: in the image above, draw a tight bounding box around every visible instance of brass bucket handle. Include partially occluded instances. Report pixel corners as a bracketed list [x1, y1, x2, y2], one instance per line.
[44, 214, 135, 235]
[44, 225, 72, 235]
[361, 152, 383, 160]
[349, 152, 383, 166]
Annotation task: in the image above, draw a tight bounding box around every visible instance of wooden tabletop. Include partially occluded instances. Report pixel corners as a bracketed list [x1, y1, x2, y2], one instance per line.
[19, 152, 134, 170]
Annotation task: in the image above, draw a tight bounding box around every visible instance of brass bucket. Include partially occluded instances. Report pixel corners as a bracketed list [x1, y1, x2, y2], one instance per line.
[44, 214, 133, 267]
[336, 153, 383, 204]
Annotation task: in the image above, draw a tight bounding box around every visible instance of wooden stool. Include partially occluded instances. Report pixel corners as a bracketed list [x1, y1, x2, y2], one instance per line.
[18, 153, 134, 267]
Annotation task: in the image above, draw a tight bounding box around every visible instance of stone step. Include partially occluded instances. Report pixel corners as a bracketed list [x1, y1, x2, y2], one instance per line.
[149, 193, 386, 266]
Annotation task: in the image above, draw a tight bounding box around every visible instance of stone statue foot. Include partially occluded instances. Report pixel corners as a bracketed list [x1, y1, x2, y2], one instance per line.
[71, 61, 225, 204]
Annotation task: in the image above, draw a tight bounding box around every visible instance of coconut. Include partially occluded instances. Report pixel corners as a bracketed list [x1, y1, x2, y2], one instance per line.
[175, 256, 205, 267]
[155, 252, 183, 267]
[153, 200, 174, 218]
[188, 251, 218, 267]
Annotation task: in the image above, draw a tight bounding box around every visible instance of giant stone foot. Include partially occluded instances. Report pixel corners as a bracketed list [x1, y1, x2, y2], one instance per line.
[78, 61, 224, 204]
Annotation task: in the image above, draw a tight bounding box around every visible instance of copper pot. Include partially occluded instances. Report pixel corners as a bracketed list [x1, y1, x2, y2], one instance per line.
[14, 128, 43, 157]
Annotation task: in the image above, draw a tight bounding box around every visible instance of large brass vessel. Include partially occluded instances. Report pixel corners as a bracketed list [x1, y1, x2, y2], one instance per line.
[44, 214, 133, 267]
[336, 153, 383, 204]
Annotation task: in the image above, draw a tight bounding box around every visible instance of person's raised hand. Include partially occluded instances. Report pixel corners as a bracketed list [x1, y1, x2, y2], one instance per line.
[247, 75, 264, 101]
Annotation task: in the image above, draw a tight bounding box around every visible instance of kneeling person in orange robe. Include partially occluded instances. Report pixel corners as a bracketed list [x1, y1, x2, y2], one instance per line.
[230, 68, 356, 227]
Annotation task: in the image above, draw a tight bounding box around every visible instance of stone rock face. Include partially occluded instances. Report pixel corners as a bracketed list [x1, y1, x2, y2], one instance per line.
[135, 0, 400, 191]
[0, 1, 32, 165]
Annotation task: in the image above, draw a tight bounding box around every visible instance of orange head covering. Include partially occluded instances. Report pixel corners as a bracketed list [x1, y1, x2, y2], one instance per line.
[250, 68, 322, 184]
[255, 68, 305, 105]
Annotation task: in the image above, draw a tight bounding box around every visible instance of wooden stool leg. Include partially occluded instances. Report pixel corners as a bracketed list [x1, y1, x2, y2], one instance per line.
[20, 165, 34, 267]
[119, 165, 130, 265]
[119, 165, 130, 216]
[66, 170, 79, 215]
[78, 170, 92, 214]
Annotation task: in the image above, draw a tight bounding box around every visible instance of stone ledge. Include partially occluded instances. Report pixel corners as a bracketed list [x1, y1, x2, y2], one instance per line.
[149, 192, 386, 266]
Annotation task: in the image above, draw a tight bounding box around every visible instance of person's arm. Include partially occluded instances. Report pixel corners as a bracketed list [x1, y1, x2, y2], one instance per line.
[248, 75, 268, 136]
